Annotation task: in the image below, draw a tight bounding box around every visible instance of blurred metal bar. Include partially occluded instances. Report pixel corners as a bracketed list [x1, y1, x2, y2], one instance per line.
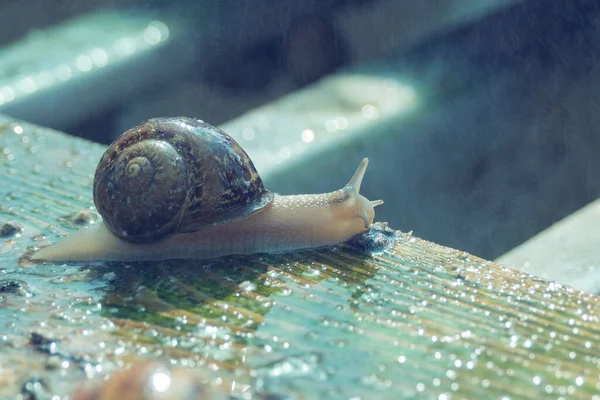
[0, 10, 186, 129]
[337, 0, 525, 64]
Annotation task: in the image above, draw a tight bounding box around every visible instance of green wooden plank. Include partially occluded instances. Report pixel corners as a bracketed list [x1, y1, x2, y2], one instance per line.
[1, 115, 599, 398]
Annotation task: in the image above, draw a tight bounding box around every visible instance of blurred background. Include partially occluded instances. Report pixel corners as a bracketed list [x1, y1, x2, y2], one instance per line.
[1, 0, 600, 268]
[0, 0, 519, 141]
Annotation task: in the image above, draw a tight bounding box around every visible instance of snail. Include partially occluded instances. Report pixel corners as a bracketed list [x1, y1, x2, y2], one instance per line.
[32, 117, 383, 262]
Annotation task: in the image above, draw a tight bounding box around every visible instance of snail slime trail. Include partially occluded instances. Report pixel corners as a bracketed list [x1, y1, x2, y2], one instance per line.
[32, 117, 383, 262]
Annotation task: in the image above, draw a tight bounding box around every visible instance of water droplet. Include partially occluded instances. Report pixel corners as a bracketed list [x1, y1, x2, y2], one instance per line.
[301, 129, 315, 143]
[360, 374, 392, 390]
[239, 281, 256, 292]
[76, 55, 93, 72]
[90, 48, 108, 67]
[361, 104, 379, 119]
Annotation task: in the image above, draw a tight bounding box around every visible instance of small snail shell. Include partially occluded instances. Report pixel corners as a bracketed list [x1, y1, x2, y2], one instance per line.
[71, 362, 218, 400]
[32, 117, 383, 262]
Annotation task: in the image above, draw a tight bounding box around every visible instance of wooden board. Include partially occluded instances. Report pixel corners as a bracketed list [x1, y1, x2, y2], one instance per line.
[1, 115, 599, 398]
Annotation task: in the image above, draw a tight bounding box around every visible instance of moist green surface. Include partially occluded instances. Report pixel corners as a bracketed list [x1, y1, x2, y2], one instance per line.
[1, 116, 599, 399]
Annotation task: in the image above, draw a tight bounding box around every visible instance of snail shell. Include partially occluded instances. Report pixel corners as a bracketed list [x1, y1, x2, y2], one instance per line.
[71, 362, 224, 400]
[93, 117, 273, 243]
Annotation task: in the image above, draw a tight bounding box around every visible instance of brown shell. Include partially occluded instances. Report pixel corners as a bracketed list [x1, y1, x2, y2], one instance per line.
[93, 117, 273, 243]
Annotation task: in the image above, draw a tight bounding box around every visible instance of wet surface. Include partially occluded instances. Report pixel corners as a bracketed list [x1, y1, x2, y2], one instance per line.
[1, 116, 600, 398]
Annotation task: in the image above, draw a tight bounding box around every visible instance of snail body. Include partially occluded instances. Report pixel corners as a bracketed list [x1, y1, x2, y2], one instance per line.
[32, 117, 382, 262]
